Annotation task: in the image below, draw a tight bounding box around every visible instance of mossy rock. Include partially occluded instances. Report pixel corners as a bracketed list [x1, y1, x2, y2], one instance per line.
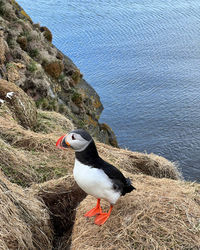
[36, 97, 59, 112]
[71, 69, 82, 85]
[40, 26, 53, 43]
[71, 91, 82, 105]
[27, 60, 37, 72]
[10, 0, 32, 22]
[43, 60, 64, 79]
[17, 36, 27, 50]
[0, 79, 37, 129]
[100, 123, 119, 147]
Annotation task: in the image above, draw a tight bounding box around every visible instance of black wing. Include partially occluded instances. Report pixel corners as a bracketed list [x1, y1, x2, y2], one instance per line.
[93, 157, 135, 195]
[94, 157, 127, 183]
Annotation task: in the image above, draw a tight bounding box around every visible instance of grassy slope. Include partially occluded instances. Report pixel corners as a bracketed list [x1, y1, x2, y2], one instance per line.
[0, 80, 199, 249]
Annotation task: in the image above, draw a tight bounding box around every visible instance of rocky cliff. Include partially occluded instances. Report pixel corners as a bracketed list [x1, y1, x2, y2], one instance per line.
[0, 1, 199, 250]
[0, 0, 118, 146]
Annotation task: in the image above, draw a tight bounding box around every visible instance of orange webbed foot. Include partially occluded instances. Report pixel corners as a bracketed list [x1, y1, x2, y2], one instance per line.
[84, 199, 102, 217]
[94, 213, 110, 225]
[94, 205, 113, 226]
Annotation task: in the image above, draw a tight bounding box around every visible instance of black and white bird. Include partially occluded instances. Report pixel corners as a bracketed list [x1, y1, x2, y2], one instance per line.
[56, 129, 135, 225]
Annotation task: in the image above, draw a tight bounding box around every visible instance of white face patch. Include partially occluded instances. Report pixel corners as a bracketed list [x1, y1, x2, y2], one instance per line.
[66, 132, 92, 152]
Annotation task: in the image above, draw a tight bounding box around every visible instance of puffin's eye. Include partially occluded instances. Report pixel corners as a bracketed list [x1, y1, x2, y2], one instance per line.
[72, 134, 75, 140]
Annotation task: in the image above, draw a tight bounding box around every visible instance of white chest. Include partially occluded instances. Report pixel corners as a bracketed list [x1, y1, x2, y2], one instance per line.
[73, 159, 121, 204]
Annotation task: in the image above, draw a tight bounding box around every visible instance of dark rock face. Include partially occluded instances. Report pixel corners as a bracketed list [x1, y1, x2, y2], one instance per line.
[0, 0, 118, 146]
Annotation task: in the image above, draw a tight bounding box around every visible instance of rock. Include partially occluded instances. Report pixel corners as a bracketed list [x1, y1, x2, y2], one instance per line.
[0, 0, 118, 146]
[7, 62, 26, 83]
[40, 26, 53, 43]
[0, 79, 37, 129]
[76, 79, 103, 119]
[70, 101, 80, 114]
[56, 50, 64, 60]
[10, 0, 32, 22]
[17, 36, 28, 50]
[99, 123, 119, 147]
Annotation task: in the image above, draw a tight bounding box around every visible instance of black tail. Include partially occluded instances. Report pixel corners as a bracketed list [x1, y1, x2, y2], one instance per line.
[122, 178, 136, 196]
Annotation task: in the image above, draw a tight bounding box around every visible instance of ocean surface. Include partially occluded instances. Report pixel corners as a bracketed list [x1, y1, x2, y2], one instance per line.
[17, 0, 200, 182]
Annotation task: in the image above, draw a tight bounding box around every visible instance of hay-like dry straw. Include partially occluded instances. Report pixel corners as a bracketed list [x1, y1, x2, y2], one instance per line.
[32, 175, 86, 249]
[0, 105, 181, 188]
[97, 142, 181, 180]
[0, 90, 190, 249]
[0, 171, 53, 249]
[71, 174, 200, 250]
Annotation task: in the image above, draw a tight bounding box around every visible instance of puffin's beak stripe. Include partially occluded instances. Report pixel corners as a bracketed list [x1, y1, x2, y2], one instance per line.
[56, 135, 70, 149]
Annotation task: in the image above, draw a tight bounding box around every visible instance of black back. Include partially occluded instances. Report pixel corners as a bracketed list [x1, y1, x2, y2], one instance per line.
[75, 140, 135, 195]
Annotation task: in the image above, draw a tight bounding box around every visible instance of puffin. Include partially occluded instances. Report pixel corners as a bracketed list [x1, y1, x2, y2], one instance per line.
[56, 129, 135, 225]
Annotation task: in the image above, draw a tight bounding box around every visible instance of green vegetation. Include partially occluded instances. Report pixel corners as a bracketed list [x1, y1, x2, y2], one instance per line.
[58, 73, 65, 83]
[71, 91, 82, 105]
[71, 69, 82, 84]
[20, 30, 32, 41]
[6, 62, 16, 70]
[0, 1, 5, 16]
[6, 34, 15, 49]
[36, 97, 59, 112]
[27, 60, 37, 72]
[29, 48, 39, 58]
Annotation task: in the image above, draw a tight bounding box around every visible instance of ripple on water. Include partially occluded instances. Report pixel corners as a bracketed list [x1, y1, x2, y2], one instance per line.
[16, 0, 200, 182]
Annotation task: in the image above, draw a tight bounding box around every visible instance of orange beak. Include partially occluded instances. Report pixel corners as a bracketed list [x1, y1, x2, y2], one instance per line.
[56, 134, 70, 149]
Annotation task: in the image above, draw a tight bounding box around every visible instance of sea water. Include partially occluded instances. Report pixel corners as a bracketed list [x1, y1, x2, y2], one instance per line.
[17, 0, 200, 182]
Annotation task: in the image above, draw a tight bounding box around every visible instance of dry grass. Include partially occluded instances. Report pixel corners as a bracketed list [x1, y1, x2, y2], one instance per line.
[36, 109, 74, 135]
[97, 143, 181, 180]
[32, 175, 86, 249]
[0, 79, 37, 129]
[0, 104, 181, 187]
[71, 174, 200, 250]
[1, 94, 193, 250]
[0, 109, 75, 186]
[0, 170, 53, 250]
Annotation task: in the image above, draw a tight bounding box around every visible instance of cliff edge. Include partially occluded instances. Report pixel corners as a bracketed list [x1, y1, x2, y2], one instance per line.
[0, 0, 118, 146]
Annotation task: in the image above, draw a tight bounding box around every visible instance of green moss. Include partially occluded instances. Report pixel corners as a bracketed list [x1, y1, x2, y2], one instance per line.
[36, 97, 59, 112]
[36, 98, 49, 109]
[20, 30, 32, 42]
[0, 1, 5, 16]
[71, 69, 82, 84]
[34, 166, 68, 182]
[7, 34, 15, 49]
[58, 73, 65, 83]
[71, 91, 82, 105]
[27, 60, 37, 72]
[77, 119, 85, 128]
[29, 48, 39, 58]
[6, 62, 16, 70]
[59, 103, 68, 114]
